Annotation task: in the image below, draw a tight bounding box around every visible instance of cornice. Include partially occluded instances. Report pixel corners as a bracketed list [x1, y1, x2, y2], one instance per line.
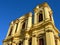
[29, 19, 59, 34]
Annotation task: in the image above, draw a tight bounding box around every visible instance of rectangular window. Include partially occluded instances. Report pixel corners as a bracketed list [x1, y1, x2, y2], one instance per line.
[39, 38, 44, 45]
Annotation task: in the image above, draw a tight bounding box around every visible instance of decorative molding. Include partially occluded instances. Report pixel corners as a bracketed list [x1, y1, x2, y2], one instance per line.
[45, 30, 53, 33]
[32, 35, 36, 37]
[37, 33, 45, 38]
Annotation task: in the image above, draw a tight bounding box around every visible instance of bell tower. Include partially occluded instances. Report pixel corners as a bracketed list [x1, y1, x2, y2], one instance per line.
[34, 2, 54, 24]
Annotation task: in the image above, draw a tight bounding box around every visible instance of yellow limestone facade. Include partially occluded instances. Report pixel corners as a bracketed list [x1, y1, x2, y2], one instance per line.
[3, 2, 60, 45]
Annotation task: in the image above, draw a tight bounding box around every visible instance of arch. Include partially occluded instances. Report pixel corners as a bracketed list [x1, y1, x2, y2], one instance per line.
[22, 22, 25, 30]
[39, 38, 44, 45]
[21, 19, 28, 30]
[37, 34, 45, 45]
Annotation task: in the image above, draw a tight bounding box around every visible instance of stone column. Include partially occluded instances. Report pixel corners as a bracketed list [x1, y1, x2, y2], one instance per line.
[11, 24, 17, 35]
[6, 21, 13, 37]
[34, 13, 38, 24]
[23, 38, 29, 45]
[27, 12, 32, 30]
[46, 30, 55, 45]
[56, 38, 60, 45]
[44, 7, 50, 20]
[23, 33, 29, 45]
[16, 21, 22, 35]
[32, 35, 37, 45]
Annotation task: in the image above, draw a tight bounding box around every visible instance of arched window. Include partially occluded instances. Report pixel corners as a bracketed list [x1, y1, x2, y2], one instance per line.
[22, 19, 28, 30]
[22, 22, 25, 30]
[39, 38, 44, 45]
[38, 11, 43, 22]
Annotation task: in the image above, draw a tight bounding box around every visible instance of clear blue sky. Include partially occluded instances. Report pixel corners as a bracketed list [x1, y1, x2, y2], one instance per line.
[0, 0, 60, 45]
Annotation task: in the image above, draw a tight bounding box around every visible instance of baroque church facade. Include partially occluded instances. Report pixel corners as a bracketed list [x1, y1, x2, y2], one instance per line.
[3, 2, 60, 45]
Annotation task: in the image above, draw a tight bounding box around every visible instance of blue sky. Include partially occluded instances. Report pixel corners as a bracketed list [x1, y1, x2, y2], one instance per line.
[0, 0, 60, 45]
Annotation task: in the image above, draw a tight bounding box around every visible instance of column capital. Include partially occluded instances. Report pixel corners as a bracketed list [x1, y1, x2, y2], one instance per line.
[24, 37, 29, 40]
[45, 30, 54, 33]
[32, 35, 36, 37]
